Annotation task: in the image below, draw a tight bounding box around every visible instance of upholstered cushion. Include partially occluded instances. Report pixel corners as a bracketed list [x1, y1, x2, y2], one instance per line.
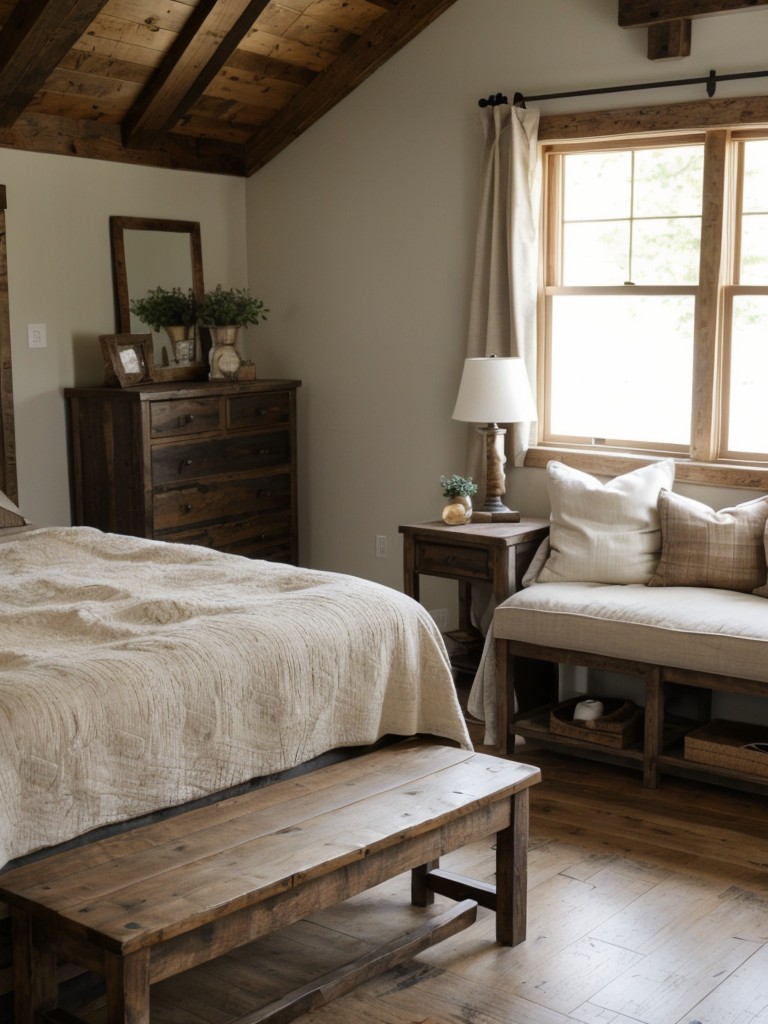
[535, 459, 675, 585]
[648, 490, 768, 592]
[494, 582, 768, 684]
[0, 489, 27, 529]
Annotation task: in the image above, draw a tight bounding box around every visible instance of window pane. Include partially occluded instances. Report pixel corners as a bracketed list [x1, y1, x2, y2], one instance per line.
[632, 217, 701, 284]
[632, 147, 703, 218]
[563, 222, 629, 284]
[728, 295, 768, 453]
[563, 151, 631, 221]
[550, 295, 693, 445]
[739, 213, 768, 284]
[560, 144, 703, 286]
[741, 139, 768, 214]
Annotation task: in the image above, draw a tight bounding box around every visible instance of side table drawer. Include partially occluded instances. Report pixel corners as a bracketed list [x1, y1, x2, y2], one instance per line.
[414, 540, 491, 582]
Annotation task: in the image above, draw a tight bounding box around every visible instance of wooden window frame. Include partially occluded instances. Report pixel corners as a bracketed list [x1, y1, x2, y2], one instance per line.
[526, 95, 768, 490]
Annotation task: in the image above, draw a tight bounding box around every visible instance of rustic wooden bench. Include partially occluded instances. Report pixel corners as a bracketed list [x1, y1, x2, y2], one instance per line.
[0, 740, 540, 1024]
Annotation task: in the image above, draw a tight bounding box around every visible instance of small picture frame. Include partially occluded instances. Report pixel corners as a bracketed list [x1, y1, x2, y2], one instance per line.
[99, 333, 154, 387]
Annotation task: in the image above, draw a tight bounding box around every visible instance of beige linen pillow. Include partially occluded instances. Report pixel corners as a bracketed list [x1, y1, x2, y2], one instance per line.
[648, 490, 768, 592]
[0, 489, 27, 529]
[536, 459, 676, 585]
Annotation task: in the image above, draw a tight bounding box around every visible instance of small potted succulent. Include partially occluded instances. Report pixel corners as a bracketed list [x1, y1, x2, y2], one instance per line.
[439, 474, 478, 525]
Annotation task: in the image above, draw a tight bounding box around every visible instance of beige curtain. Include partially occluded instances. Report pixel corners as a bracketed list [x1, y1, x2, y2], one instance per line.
[464, 103, 541, 745]
[465, 103, 540, 476]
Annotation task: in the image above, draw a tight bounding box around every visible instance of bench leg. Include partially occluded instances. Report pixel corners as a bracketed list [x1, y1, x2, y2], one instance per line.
[410, 859, 439, 906]
[495, 788, 529, 946]
[105, 949, 151, 1024]
[11, 908, 58, 1024]
[644, 667, 663, 789]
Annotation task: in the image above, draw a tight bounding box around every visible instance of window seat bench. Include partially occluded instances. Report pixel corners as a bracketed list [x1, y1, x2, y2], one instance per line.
[492, 582, 768, 793]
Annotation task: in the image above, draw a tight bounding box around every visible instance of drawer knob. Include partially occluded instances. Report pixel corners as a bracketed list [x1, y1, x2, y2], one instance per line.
[259, 448, 271, 455]
[179, 414, 195, 426]
[258, 490, 272, 498]
[179, 458, 194, 472]
[183, 503, 193, 513]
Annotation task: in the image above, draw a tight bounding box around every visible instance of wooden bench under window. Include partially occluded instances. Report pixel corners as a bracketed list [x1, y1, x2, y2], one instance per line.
[0, 740, 540, 1024]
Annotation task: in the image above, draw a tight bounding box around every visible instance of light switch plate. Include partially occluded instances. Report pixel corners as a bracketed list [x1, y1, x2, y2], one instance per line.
[28, 323, 47, 349]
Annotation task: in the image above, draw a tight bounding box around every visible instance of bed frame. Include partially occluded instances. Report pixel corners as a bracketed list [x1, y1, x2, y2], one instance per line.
[0, 187, 16, 505]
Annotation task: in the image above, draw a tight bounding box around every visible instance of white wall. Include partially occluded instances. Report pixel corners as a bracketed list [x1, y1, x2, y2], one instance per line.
[245, 0, 768, 607]
[4, 152, 246, 525]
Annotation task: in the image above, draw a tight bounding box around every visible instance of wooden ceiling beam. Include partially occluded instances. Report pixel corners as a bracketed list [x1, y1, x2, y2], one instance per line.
[647, 18, 692, 58]
[0, 110, 246, 175]
[244, 0, 460, 174]
[619, 0, 768, 27]
[0, 0, 112, 128]
[122, 0, 271, 149]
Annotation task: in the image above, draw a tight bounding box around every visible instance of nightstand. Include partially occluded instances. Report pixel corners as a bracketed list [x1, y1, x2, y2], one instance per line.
[399, 518, 549, 666]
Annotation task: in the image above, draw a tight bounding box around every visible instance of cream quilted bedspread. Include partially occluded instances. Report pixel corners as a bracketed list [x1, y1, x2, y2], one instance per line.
[0, 527, 470, 867]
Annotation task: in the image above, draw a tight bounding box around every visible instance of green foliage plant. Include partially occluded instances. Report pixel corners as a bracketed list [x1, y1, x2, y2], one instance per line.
[440, 474, 478, 498]
[129, 287, 197, 330]
[199, 285, 269, 327]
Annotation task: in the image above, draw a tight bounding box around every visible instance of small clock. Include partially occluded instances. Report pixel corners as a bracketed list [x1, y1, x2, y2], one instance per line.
[209, 342, 243, 380]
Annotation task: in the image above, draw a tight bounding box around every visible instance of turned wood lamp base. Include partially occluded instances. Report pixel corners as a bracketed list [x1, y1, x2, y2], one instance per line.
[472, 424, 521, 522]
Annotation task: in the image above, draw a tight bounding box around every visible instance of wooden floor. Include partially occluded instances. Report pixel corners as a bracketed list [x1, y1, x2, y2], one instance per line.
[77, 741, 768, 1024]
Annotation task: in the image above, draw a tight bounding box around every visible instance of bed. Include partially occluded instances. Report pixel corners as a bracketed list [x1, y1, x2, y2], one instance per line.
[0, 372, 470, 1011]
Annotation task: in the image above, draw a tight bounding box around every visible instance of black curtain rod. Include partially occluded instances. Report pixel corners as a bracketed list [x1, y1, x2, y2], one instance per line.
[478, 67, 768, 109]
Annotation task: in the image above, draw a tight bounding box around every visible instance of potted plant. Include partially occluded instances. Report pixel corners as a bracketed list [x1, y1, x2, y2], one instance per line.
[199, 285, 268, 334]
[129, 287, 197, 333]
[199, 285, 269, 380]
[439, 474, 478, 525]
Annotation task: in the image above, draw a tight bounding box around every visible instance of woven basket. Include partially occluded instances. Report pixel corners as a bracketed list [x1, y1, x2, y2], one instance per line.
[684, 720, 768, 777]
[549, 697, 644, 749]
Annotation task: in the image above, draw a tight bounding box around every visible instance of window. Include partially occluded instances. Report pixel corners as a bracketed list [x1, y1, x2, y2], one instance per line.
[534, 122, 768, 486]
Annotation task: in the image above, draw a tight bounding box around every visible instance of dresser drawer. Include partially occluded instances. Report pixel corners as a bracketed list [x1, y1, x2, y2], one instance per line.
[150, 397, 221, 438]
[157, 514, 295, 562]
[414, 540, 492, 582]
[227, 391, 290, 430]
[153, 472, 292, 531]
[151, 431, 291, 485]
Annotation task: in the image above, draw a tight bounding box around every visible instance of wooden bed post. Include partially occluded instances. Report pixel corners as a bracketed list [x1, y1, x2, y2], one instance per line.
[0, 185, 17, 504]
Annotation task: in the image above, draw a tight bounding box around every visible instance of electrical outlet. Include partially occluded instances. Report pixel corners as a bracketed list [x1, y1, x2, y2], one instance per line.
[375, 535, 387, 558]
[27, 323, 47, 349]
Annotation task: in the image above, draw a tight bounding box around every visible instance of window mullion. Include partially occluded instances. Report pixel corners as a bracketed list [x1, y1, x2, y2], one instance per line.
[690, 129, 728, 463]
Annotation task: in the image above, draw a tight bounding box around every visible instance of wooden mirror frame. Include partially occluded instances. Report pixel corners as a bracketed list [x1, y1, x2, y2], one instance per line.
[109, 216, 206, 382]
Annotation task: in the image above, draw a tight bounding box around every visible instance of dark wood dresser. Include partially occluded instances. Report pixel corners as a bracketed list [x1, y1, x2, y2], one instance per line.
[65, 379, 301, 563]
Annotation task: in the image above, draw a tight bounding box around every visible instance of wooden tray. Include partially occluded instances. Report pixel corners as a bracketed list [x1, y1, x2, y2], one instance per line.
[684, 719, 768, 778]
[549, 697, 644, 749]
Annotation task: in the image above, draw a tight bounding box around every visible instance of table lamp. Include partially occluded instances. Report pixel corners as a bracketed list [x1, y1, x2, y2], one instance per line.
[452, 356, 537, 521]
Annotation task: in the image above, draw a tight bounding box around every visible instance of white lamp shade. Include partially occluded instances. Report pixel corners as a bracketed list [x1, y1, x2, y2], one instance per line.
[452, 357, 537, 424]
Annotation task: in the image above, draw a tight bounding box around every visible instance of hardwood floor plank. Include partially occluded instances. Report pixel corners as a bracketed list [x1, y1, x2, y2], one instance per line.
[685, 942, 768, 1023]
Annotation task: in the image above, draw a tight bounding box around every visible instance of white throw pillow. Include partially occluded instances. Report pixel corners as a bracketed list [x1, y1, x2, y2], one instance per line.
[536, 459, 676, 585]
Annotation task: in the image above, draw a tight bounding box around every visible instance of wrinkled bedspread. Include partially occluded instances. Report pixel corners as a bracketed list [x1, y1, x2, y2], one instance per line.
[0, 527, 470, 867]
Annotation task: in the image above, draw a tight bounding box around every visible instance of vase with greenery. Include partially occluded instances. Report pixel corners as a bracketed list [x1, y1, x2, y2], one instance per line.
[199, 285, 268, 333]
[130, 287, 197, 332]
[439, 474, 478, 525]
[199, 285, 269, 380]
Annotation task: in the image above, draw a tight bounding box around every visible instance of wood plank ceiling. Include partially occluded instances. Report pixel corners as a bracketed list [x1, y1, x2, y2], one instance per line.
[0, 0, 459, 177]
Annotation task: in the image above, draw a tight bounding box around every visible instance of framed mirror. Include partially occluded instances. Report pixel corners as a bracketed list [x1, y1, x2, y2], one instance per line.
[109, 216, 207, 382]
